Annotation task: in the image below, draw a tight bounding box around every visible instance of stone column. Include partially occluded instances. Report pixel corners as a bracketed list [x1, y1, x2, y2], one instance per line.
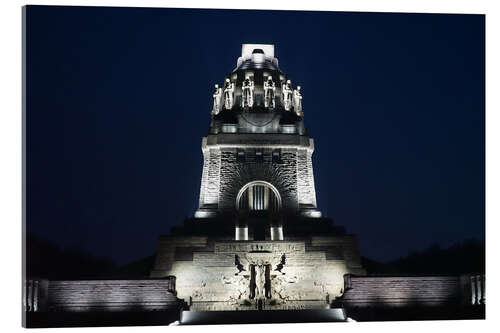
[471, 275, 477, 305]
[248, 186, 254, 210]
[263, 186, 269, 210]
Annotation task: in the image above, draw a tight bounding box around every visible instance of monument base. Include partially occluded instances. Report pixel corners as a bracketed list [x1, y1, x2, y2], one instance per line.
[179, 308, 347, 325]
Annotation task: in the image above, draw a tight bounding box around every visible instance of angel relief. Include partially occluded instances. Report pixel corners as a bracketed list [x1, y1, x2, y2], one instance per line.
[221, 252, 300, 308]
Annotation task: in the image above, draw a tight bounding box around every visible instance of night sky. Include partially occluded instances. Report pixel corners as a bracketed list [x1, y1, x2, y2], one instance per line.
[25, 6, 485, 265]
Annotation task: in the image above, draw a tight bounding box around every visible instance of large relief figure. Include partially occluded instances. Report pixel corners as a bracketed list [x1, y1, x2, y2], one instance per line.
[264, 76, 276, 109]
[293, 85, 303, 116]
[223, 78, 235, 110]
[212, 84, 222, 115]
[241, 77, 255, 108]
[281, 79, 293, 111]
[254, 262, 265, 299]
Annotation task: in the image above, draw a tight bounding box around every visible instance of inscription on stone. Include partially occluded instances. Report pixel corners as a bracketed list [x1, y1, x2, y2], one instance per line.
[215, 242, 305, 254]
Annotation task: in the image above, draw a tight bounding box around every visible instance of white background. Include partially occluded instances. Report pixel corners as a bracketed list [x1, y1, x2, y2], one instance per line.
[0, 1, 497, 332]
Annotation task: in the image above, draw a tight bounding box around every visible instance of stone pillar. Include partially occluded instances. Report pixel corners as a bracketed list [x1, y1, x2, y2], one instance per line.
[263, 186, 269, 210]
[471, 275, 477, 305]
[475, 275, 482, 305]
[297, 147, 318, 209]
[23, 279, 48, 312]
[235, 227, 249, 241]
[197, 140, 221, 216]
[270, 226, 283, 240]
[248, 185, 254, 210]
[480, 274, 485, 304]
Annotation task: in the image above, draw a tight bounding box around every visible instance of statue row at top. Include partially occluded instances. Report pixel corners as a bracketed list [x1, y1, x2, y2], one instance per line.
[212, 76, 303, 116]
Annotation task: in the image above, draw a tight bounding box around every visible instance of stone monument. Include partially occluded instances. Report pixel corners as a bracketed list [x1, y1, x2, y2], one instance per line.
[151, 44, 366, 312]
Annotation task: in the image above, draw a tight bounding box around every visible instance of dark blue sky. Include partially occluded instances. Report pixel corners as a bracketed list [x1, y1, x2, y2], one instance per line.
[26, 6, 484, 264]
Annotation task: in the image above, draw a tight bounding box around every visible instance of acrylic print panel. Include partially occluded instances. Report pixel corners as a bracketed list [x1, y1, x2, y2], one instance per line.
[22, 5, 485, 327]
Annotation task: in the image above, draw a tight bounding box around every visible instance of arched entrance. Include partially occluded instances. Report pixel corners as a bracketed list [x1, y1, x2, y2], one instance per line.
[236, 181, 281, 212]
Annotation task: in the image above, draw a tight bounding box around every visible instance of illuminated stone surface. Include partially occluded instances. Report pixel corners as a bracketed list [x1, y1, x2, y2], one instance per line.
[197, 44, 317, 217]
[24, 279, 179, 312]
[152, 44, 365, 311]
[152, 237, 364, 310]
[339, 276, 465, 307]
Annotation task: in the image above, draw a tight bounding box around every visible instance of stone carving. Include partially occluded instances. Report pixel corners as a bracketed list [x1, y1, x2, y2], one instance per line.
[272, 273, 299, 303]
[254, 261, 266, 299]
[191, 281, 207, 301]
[212, 84, 222, 115]
[241, 77, 255, 108]
[244, 253, 274, 301]
[222, 274, 250, 306]
[281, 79, 293, 111]
[234, 254, 246, 275]
[264, 76, 276, 109]
[220, 254, 252, 306]
[293, 85, 303, 116]
[223, 78, 235, 110]
[215, 241, 305, 254]
[154, 239, 359, 311]
[275, 254, 286, 274]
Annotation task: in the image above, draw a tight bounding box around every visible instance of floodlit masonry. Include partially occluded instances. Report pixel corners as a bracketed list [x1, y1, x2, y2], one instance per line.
[23, 45, 484, 325]
[150, 44, 366, 311]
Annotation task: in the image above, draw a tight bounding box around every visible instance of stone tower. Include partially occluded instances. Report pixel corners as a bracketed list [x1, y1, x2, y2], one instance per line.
[196, 44, 321, 240]
[151, 44, 365, 311]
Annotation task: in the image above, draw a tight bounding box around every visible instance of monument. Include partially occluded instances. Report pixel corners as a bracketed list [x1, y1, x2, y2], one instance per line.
[23, 43, 484, 326]
[150, 44, 366, 311]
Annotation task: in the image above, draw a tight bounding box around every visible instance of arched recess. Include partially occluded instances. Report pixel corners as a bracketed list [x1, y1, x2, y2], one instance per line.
[236, 181, 282, 212]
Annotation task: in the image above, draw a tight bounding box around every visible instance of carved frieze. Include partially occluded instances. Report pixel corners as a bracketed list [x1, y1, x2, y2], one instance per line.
[214, 241, 305, 254]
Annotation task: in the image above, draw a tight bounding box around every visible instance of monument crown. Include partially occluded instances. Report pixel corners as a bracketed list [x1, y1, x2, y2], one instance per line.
[235, 44, 279, 70]
[210, 44, 304, 135]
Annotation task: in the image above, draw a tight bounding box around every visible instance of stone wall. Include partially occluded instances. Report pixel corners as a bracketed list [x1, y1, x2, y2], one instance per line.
[151, 236, 365, 311]
[198, 145, 221, 208]
[152, 236, 210, 272]
[197, 134, 318, 215]
[41, 279, 179, 312]
[297, 148, 317, 208]
[218, 147, 299, 211]
[310, 236, 365, 274]
[339, 275, 470, 307]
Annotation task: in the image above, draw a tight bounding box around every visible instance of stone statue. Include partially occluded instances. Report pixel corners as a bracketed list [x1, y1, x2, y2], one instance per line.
[264, 76, 276, 109]
[223, 78, 235, 110]
[254, 261, 266, 299]
[212, 84, 222, 115]
[234, 254, 246, 275]
[275, 254, 286, 274]
[241, 77, 254, 108]
[281, 79, 293, 111]
[293, 85, 303, 116]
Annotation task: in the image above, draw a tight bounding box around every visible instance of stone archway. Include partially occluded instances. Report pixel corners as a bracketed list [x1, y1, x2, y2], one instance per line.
[236, 181, 282, 212]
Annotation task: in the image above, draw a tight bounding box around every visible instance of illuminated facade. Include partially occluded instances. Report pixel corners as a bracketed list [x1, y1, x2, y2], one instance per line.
[24, 44, 484, 325]
[197, 44, 319, 224]
[151, 44, 366, 311]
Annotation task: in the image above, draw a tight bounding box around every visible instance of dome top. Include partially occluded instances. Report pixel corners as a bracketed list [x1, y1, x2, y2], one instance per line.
[209, 43, 305, 135]
[233, 44, 281, 72]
